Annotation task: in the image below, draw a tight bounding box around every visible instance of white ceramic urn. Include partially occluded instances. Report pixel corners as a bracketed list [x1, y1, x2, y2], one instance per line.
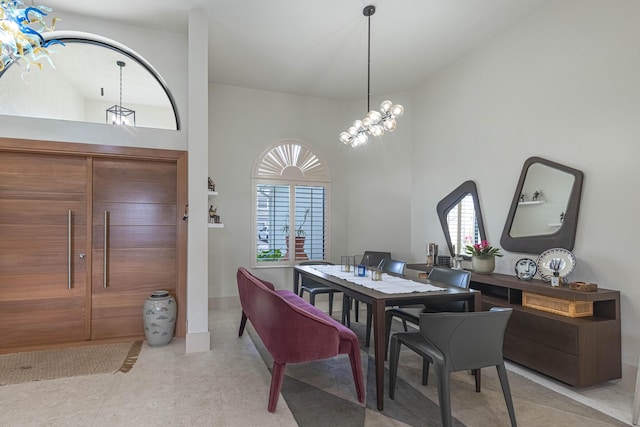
[143, 290, 177, 346]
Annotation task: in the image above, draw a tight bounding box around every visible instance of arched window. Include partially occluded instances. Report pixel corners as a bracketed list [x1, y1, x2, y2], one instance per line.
[252, 140, 330, 267]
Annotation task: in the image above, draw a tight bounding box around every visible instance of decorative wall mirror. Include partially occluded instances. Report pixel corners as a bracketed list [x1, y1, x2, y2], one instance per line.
[0, 32, 180, 130]
[500, 157, 584, 254]
[437, 180, 487, 260]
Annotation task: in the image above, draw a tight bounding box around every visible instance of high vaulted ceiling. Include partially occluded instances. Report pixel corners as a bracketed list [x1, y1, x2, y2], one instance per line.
[41, 0, 553, 101]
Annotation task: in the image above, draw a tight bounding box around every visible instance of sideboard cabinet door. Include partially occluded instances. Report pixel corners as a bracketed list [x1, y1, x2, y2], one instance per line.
[0, 152, 89, 348]
[91, 158, 177, 340]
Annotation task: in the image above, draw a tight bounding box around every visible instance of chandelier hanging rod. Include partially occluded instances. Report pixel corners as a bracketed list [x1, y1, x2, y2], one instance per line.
[365, 5, 374, 113]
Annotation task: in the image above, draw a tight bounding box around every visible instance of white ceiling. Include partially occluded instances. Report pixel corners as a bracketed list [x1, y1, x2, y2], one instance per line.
[40, 0, 554, 101]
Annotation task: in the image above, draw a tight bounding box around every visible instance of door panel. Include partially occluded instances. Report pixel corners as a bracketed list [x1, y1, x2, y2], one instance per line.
[91, 158, 177, 340]
[0, 152, 89, 348]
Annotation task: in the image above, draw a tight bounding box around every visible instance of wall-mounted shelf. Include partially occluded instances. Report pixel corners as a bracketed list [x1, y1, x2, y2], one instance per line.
[548, 223, 562, 227]
[208, 191, 218, 196]
[518, 200, 545, 205]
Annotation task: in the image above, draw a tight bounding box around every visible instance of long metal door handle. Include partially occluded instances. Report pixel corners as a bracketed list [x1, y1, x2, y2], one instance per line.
[68, 210, 72, 289]
[104, 210, 108, 288]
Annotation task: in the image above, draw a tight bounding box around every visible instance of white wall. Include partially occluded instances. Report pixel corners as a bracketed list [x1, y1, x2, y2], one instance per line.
[410, 0, 640, 372]
[0, 65, 86, 121]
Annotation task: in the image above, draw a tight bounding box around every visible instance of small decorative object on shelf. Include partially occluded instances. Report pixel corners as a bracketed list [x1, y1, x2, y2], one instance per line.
[569, 281, 598, 292]
[515, 258, 537, 280]
[532, 190, 541, 202]
[426, 243, 438, 266]
[519, 193, 526, 202]
[143, 290, 176, 347]
[208, 206, 221, 224]
[209, 206, 221, 223]
[465, 240, 503, 274]
[208, 177, 216, 192]
[536, 248, 576, 285]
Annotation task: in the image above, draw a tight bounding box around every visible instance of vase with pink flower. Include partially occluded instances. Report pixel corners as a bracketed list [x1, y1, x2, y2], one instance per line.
[465, 240, 503, 274]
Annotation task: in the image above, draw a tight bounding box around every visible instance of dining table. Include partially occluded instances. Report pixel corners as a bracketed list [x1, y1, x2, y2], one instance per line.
[293, 264, 481, 411]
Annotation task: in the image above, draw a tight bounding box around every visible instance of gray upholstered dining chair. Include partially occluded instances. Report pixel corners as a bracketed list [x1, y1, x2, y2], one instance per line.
[384, 267, 471, 358]
[298, 261, 340, 315]
[388, 308, 517, 427]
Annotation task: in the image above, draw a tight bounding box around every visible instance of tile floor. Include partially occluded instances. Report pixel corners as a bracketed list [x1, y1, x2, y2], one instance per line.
[0, 303, 636, 426]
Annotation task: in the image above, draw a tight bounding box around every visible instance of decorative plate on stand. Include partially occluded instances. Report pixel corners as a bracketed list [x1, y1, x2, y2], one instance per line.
[536, 248, 576, 281]
[515, 258, 537, 280]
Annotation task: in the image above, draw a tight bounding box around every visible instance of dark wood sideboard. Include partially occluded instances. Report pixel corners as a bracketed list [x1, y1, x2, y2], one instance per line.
[406, 264, 621, 387]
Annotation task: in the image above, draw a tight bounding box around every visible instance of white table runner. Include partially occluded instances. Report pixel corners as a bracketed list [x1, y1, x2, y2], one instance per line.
[311, 264, 442, 294]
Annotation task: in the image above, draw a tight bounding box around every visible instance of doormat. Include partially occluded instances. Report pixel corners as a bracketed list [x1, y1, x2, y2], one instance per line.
[0, 341, 142, 386]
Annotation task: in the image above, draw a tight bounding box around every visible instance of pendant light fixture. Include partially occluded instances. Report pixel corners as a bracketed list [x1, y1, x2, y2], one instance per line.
[339, 5, 403, 148]
[106, 60, 135, 126]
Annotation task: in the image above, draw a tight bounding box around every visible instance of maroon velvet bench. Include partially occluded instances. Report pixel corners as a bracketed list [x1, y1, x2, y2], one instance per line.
[237, 267, 365, 412]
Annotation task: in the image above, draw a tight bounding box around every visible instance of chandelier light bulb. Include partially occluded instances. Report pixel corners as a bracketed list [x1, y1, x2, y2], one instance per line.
[340, 132, 351, 144]
[362, 116, 372, 128]
[370, 125, 384, 137]
[384, 119, 397, 131]
[367, 110, 382, 122]
[391, 104, 404, 117]
[380, 100, 392, 113]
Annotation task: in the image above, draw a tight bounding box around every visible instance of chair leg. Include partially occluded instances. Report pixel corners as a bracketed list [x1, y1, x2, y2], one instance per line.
[434, 365, 453, 427]
[474, 368, 481, 392]
[348, 343, 365, 403]
[496, 363, 518, 427]
[402, 319, 408, 332]
[268, 361, 287, 413]
[309, 292, 316, 306]
[389, 335, 402, 399]
[422, 357, 430, 385]
[355, 300, 360, 322]
[239, 312, 248, 337]
[342, 296, 351, 326]
[384, 311, 394, 360]
[328, 293, 334, 316]
[365, 304, 372, 348]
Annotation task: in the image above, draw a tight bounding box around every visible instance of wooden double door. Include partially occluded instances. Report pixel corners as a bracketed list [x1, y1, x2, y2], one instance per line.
[0, 140, 186, 350]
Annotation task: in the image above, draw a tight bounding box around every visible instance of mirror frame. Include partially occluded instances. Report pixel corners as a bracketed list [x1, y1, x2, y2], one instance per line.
[500, 156, 584, 254]
[437, 180, 487, 260]
[0, 31, 181, 130]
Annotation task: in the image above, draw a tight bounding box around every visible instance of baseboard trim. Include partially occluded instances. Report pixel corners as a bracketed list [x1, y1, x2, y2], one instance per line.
[185, 331, 211, 353]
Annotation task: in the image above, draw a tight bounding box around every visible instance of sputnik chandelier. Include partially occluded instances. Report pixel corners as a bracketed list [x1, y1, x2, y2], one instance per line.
[0, 0, 61, 72]
[339, 5, 403, 148]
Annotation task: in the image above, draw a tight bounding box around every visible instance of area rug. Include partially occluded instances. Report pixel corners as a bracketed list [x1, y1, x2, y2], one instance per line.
[246, 319, 627, 427]
[0, 341, 142, 386]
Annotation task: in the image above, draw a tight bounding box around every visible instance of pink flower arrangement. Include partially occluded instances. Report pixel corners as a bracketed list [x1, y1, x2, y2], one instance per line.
[464, 240, 503, 257]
